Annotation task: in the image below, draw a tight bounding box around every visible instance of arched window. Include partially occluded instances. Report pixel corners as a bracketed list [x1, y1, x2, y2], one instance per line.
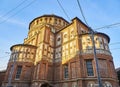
[40, 18, 42, 21]
[36, 20, 39, 24]
[72, 82, 77, 87]
[104, 82, 112, 87]
[63, 83, 68, 87]
[87, 82, 95, 87]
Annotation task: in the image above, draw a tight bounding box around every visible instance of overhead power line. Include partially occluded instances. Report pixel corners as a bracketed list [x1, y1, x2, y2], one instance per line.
[94, 22, 120, 30]
[76, 0, 120, 31]
[0, 49, 9, 51]
[110, 48, 120, 50]
[77, 0, 89, 26]
[56, 0, 71, 21]
[0, 0, 28, 19]
[0, 55, 10, 59]
[77, 1, 103, 86]
[0, 49, 10, 54]
[109, 42, 120, 45]
[0, 0, 36, 24]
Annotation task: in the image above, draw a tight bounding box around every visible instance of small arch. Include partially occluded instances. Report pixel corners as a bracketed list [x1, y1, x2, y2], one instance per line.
[50, 17, 52, 20]
[87, 81, 95, 87]
[63, 83, 68, 87]
[72, 82, 77, 87]
[45, 17, 47, 21]
[41, 83, 53, 87]
[36, 20, 39, 24]
[104, 82, 112, 87]
[40, 18, 42, 21]
[49, 17, 52, 23]
[55, 18, 57, 24]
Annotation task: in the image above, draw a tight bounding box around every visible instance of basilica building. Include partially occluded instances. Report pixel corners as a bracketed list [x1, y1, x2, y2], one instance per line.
[2, 14, 118, 87]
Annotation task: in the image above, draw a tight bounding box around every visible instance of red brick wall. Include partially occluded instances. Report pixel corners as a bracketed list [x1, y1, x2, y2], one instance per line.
[4, 62, 34, 81]
[0, 70, 6, 87]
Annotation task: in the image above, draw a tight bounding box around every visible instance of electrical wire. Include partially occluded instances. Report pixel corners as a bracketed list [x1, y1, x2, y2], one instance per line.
[110, 42, 120, 50]
[0, 49, 9, 52]
[76, 0, 120, 31]
[0, 49, 10, 55]
[0, 0, 28, 19]
[0, 0, 36, 24]
[0, 55, 10, 59]
[109, 42, 120, 45]
[77, 0, 120, 50]
[94, 22, 120, 30]
[110, 48, 120, 50]
[56, 0, 71, 21]
[77, 0, 89, 26]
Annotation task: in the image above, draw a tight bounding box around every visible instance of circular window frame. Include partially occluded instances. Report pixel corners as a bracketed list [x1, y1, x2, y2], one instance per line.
[64, 34, 67, 38]
[57, 37, 61, 41]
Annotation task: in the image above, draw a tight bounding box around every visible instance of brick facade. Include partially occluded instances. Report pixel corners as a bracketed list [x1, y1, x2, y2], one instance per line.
[0, 70, 6, 87]
[116, 68, 120, 86]
[2, 14, 119, 87]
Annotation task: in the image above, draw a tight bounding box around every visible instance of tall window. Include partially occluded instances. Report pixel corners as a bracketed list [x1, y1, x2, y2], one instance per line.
[15, 66, 22, 79]
[64, 65, 68, 78]
[86, 60, 94, 76]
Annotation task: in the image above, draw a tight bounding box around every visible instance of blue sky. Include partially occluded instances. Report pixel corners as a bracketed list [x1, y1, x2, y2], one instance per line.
[0, 0, 120, 70]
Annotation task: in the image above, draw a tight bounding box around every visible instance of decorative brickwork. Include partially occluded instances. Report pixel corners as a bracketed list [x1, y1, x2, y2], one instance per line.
[2, 14, 119, 87]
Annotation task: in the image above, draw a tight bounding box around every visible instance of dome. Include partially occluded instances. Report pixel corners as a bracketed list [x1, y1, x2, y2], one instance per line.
[29, 14, 69, 31]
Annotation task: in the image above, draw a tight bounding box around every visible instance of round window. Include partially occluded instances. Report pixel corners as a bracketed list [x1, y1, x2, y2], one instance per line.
[64, 34, 67, 38]
[57, 37, 61, 41]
